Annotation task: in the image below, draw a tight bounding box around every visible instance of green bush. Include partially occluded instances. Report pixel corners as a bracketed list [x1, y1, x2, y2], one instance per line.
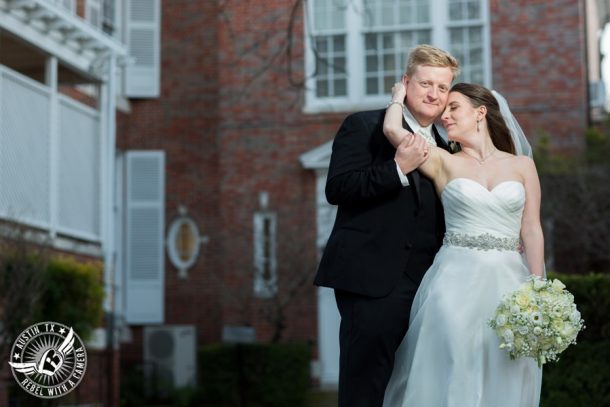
[547, 272, 610, 341]
[540, 272, 610, 406]
[199, 343, 311, 407]
[36, 256, 105, 340]
[541, 340, 610, 407]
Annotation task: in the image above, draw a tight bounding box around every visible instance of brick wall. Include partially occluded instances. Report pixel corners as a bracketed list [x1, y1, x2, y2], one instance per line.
[490, 0, 588, 151]
[116, 0, 224, 348]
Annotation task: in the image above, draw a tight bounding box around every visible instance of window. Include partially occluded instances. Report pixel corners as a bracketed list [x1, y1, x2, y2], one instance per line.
[304, 0, 490, 113]
[102, 0, 116, 35]
[447, 0, 486, 84]
[310, 0, 347, 98]
[85, 0, 102, 28]
[253, 212, 277, 298]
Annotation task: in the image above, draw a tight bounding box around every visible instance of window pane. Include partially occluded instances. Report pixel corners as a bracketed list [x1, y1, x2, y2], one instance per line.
[471, 68, 483, 84]
[381, 4, 393, 25]
[470, 48, 482, 65]
[366, 55, 378, 72]
[400, 31, 412, 44]
[316, 38, 327, 53]
[449, 2, 462, 19]
[384, 76, 395, 93]
[366, 77, 378, 94]
[363, 0, 430, 28]
[417, 3, 429, 21]
[383, 54, 396, 70]
[450, 28, 464, 44]
[334, 56, 346, 73]
[335, 79, 347, 96]
[317, 80, 329, 97]
[316, 58, 328, 75]
[469, 26, 482, 44]
[419, 31, 432, 44]
[312, 0, 346, 31]
[382, 34, 394, 49]
[365, 34, 377, 51]
[334, 36, 346, 52]
[468, 0, 481, 19]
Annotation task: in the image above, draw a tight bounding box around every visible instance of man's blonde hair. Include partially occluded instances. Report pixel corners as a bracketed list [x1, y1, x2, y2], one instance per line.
[405, 44, 460, 79]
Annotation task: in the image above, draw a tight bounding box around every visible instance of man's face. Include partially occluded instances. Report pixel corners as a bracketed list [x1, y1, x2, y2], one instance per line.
[402, 65, 454, 126]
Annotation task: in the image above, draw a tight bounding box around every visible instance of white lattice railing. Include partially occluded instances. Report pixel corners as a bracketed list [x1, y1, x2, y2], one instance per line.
[0, 64, 102, 242]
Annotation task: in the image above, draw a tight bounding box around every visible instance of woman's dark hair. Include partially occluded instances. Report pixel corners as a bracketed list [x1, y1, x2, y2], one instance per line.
[450, 83, 516, 155]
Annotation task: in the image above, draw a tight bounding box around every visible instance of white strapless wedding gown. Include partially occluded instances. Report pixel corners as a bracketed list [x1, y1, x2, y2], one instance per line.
[384, 178, 542, 407]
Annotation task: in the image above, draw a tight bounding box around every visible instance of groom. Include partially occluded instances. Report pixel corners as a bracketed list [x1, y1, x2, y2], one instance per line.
[315, 44, 459, 406]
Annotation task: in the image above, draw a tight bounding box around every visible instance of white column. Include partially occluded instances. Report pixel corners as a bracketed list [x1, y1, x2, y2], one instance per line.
[46, 56, 59, 238]
[100, 53, 119, 320]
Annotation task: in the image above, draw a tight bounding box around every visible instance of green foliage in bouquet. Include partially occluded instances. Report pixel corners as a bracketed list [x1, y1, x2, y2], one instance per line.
[36, 256, 105, 340]
[541, 272, 610, 406]
[199, 343, 311, 407]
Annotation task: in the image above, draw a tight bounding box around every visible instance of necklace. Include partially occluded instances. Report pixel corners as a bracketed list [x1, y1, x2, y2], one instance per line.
[462, 147, 497, 165]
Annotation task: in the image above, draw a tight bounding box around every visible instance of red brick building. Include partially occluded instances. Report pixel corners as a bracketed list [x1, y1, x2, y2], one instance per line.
[1, 0, 609, 404]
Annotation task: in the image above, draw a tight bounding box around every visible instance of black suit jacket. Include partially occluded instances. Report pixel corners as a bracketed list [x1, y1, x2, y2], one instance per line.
[315, 109, 447, 298]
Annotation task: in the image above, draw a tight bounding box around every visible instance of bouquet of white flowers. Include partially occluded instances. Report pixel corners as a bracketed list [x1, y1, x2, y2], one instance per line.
[489, 275, 585, 367]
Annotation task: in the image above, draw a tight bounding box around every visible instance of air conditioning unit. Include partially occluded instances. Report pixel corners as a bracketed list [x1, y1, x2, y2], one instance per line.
[143, 325, 197, 393]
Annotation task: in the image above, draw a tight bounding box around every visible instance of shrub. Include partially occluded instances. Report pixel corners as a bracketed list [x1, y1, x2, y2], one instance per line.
[199, 342, 311, 407]
[36, 256, 105, 340]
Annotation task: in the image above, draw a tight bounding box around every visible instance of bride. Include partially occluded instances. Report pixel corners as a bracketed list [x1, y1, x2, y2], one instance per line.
[382, 82, 543, 406]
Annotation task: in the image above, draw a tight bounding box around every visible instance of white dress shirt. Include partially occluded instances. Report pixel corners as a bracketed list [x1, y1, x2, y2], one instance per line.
[394, 108, 436, 186]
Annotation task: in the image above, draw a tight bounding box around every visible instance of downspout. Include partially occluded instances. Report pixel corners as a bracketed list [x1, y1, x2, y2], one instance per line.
[583, 0, 592, 129]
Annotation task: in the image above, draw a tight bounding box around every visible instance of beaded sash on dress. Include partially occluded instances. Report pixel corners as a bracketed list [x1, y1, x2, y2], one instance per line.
[443, 231, 520, 252]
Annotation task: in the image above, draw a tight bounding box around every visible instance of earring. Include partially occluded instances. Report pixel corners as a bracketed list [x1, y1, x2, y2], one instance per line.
[476, 120, 480, 132]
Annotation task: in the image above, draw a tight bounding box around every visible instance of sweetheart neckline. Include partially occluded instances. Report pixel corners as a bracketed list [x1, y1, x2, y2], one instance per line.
[442, 177, 525, 196]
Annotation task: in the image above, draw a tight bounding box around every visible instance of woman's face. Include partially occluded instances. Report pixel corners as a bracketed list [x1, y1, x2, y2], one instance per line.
[441, 91, 480, 142]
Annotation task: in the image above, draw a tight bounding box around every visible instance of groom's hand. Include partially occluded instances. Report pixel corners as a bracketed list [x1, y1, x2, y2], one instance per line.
[395, 133, 429, 175]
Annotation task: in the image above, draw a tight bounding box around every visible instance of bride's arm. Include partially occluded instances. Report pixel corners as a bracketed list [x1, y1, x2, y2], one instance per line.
[383, 83, 443, 181]
[519, 157, 545, 277]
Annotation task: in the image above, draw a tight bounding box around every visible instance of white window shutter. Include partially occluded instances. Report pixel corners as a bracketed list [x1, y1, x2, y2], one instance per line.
[125, 151, 165, 324]
[125, 0, 161, 98]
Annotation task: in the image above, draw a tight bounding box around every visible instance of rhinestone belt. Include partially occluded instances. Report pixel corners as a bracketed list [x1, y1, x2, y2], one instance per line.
[443, 231, 520, 251]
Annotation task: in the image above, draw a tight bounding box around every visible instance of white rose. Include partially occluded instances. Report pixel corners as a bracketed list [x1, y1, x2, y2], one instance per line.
[569, 310, 581, 324]
[503, 329, 515, 344]
[551, 279, 566, 292]
[533, 278, 547, 291]
[515, 292, 532, 307]
[496, 314, 508, 327]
